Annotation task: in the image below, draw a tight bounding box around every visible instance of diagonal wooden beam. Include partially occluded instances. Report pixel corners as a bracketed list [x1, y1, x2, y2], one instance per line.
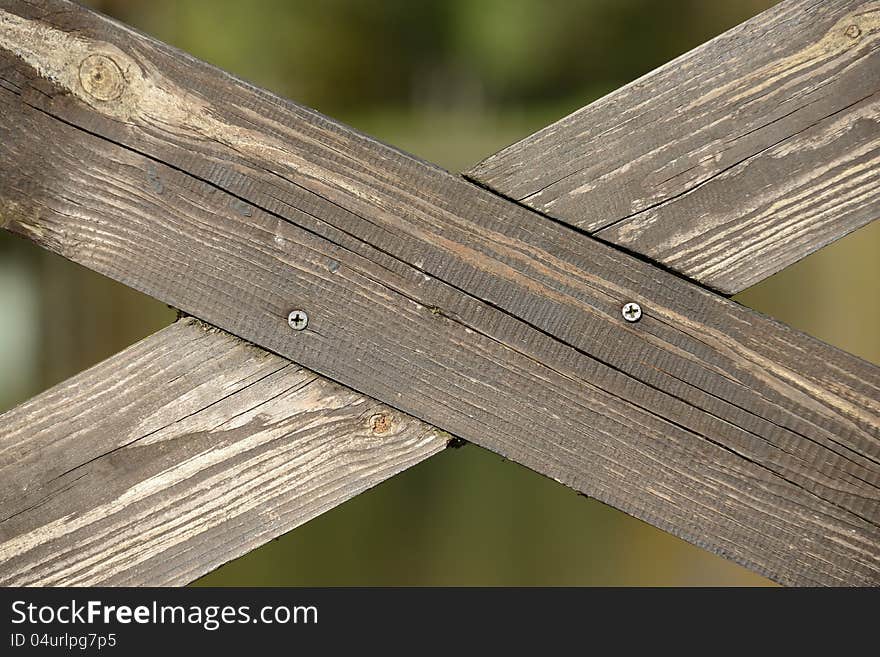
[467, 0, 880, 294]
[0, 318, 446, 586]
[0, 0, 878, 585]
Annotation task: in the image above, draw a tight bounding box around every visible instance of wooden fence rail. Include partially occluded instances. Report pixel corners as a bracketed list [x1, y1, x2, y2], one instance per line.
[469, 0, 880, 294]
[0, 0, 877, 586]
[0, 318, 444, 585]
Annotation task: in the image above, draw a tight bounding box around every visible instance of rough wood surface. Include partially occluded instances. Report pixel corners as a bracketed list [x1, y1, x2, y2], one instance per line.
[467, 0, 880, 294]
[1, 0, 878, 585]
[0, 318, 446, 586]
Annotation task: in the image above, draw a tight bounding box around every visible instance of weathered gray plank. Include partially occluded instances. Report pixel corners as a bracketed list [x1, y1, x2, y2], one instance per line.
[0, 0, 878, 585]
[0, 318, 446, 586]
[467, 0, 880, 294]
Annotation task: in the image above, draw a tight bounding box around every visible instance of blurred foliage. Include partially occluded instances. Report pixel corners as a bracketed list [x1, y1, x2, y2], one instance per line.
[4, 0, 877, 586]
[90, 0, 773, 116]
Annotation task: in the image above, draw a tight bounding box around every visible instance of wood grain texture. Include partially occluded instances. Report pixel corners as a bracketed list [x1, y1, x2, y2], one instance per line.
[467, 0, 880, 294]
[0, 0, 878, 585]
[0, 318, 447, 586]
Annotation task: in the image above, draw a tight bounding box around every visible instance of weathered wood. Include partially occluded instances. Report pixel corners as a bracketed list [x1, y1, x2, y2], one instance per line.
[0, 318, 446, 586]
[467, 0, 880, 294]
[0, 0, 878, 585]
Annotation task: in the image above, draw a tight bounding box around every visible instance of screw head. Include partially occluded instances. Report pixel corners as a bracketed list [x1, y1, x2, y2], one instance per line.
[621, 302, 642, 322]
[287, 310, 309, 330]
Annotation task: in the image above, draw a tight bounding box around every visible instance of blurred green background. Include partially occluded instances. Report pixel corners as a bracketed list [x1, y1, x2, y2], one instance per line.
[2, 0, 878, 585]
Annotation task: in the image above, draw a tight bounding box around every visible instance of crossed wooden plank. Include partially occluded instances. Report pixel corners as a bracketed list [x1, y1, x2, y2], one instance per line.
[0, 0, 877, 586]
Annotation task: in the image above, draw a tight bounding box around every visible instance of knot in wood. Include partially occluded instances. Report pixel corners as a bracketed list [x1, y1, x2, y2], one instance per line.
[844, 24, 861, 39]
[369, 413, 393, 434]
[79, 54, 125, 101]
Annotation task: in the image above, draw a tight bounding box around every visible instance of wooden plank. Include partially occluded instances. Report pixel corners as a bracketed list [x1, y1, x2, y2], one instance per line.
[0, 318, 447, 586]
[0, 1, 878, 585]
[466, 0, 880, 294]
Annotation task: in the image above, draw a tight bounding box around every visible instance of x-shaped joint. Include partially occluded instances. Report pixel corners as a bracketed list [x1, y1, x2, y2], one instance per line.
[0, 0, 878, 586]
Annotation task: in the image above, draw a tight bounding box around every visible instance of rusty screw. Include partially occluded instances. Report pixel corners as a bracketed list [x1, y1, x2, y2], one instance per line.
[621, 302, 642, 323]
[287, 309, 309, 330]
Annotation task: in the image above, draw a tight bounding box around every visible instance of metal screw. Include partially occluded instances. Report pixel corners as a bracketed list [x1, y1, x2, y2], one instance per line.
[287, 309, 309, 330]
[621, 302, 642, 322]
